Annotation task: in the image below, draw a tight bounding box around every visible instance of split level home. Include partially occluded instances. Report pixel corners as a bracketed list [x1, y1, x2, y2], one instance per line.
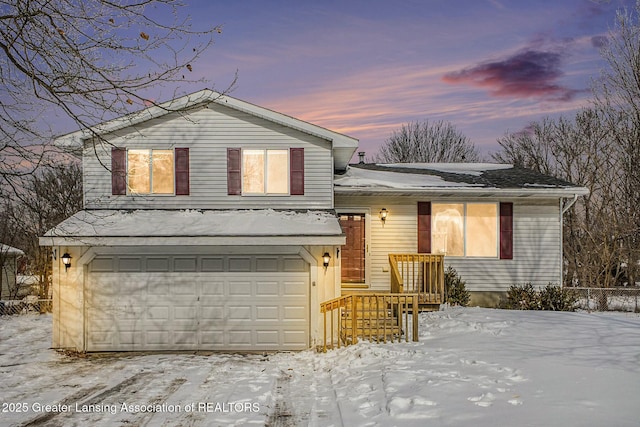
[40, 90, 588, 352]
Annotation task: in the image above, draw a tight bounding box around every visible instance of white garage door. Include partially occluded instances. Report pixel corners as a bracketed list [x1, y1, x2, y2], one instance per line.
[85, 254, 309, 351]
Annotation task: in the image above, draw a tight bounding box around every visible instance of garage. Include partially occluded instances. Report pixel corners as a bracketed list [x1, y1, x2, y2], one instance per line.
[85, 253, 310, 351]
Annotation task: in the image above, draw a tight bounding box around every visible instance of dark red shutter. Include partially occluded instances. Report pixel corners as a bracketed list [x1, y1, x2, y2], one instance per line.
[417, 202, 431, 253]
[111, 148, 126, 195]
[290, 148, 304, 195]
[500, 202, 513, 260]
[175, 148, 190, 195]
[227, 148, 242, 195]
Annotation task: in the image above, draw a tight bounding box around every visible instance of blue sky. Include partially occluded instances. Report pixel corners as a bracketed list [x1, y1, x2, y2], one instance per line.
[174, 0, 634, 158]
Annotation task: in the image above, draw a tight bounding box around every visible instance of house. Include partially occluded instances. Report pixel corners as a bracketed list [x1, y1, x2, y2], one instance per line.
[40, 89, 588, 352]
[1, 244, 25, 300]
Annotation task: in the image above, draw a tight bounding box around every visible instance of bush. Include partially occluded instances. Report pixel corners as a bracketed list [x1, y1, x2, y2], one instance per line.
[445, 266, 470, 307]
[502, 283, 539, 310]
[539, 285, 578, 311]
[502, 283, 578, 311]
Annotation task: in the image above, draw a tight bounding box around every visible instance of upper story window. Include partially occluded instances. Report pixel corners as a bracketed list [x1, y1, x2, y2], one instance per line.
[128, 149, 174, 194]
[242, 149, 289, 194]
[111, 148, 189, 196]
[227, 147, 304, 196]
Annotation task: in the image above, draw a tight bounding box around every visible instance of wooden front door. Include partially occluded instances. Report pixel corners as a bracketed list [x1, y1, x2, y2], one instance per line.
[339, 214, 366, 283]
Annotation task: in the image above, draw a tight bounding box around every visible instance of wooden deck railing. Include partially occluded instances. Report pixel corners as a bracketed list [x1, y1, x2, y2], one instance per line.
[319, 293, 419, 352]
[389, 254, 445, 305]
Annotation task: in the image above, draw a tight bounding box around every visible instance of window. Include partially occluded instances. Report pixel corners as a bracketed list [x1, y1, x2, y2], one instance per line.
[242, 149, 288, 194]
[128, 149, 174, 194]
[431, 203, 498, 257]
[227, 148, 304, 196]
[111, 148, 189, 196]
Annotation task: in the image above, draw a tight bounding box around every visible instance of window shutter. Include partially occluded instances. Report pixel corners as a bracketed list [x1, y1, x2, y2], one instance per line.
[500, 202, 513, 260]
[175, 148, 190, 195]
[290, 148, 304, 195]
[111, 148, 126, 195]
[417, 202, 431, 253]
[227, 148, 242, 195]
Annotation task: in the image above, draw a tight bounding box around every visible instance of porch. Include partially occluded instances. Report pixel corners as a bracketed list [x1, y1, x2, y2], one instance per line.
[320, 253, 445, 351]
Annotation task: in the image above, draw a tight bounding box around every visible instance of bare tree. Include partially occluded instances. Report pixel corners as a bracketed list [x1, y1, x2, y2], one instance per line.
[493, 109, 621, 290]
[592, 0, 640, 288]
[375, 120, 479, 163]
[0, 0, 226, 190]
[8, 162, 83, 300]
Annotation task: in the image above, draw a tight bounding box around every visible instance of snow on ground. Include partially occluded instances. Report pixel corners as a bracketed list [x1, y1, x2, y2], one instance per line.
[1, 308, 639, 426]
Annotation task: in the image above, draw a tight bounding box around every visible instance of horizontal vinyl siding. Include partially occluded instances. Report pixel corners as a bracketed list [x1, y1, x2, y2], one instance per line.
[450, 202, 561, 291]
[335, 196, 561, 292]
[83, 104, 333, 209]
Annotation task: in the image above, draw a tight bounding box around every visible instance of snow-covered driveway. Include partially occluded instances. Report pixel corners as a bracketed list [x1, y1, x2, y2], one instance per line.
[1, 307, 639, 426]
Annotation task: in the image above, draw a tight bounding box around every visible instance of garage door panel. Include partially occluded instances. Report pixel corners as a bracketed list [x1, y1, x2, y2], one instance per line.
[87, 260, 309, 351]
[228, 281, 252, 296]
[201, 282, 224, 296]
[148, 306, 170, 320]
[174, 331, 197, 345]
[283, 305, 307, 321]
[172, 282, 197, 295]
[283, 281, 308, 297]
[256, 305, 279, 320]
[256, 281, 279, 296]
[228, 330, 252, 345]
[228, 305, 252, 320]
[174, 305, 196, 320]
[200, 330, 224, 346]
[256, 331, 279, 345]
[200, 305, 224, 319]
[149, 282, 169, 295]
[284, 330, 307, 345]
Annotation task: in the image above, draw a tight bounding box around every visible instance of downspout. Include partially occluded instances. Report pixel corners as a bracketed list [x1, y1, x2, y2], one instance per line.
[562, 194, 579, 214]
[559, 194, 580, 288]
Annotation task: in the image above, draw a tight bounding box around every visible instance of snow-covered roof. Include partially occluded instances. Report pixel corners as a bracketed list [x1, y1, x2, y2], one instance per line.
[54, 89, 359, 171]
[40, 209, 345, 246]
[1, 244, 24, 256]
[334, 163, 589, 197]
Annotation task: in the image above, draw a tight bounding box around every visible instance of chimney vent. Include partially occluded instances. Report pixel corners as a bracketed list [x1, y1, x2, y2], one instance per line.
[358, 152, 365, 164]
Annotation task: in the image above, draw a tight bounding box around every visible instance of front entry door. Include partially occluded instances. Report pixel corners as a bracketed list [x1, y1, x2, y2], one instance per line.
[339, 214, 366, 283]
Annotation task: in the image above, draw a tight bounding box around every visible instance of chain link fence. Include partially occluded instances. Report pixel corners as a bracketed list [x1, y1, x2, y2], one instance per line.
[0, 297, 52, 315]
[569, 287, 640, 312]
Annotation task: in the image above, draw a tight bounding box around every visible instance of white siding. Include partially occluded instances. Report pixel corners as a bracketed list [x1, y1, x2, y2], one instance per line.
[335, 195, 562, 292]
[83, 104, 333, 209]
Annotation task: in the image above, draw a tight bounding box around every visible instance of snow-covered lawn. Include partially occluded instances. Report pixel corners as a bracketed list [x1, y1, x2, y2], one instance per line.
[1, 307, 639, 426]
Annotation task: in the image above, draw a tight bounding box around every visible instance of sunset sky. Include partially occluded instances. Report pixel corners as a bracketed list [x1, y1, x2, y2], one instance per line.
[177, 0, 634, 159]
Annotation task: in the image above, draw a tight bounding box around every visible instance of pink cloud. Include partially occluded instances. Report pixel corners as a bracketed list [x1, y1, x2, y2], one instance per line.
[442, 49, 582, 101]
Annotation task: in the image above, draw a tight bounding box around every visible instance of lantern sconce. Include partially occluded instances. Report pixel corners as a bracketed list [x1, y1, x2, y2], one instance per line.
[61, 252, 72, 271]
[380, 208, 388, 223]
[322, 252, 331, 269]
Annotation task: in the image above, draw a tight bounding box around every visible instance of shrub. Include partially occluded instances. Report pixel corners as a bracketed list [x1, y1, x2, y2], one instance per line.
[502, 283, 539, 310]
[502, 283, 578, 311]
[445, 266, 470, 307]
[539, 284, 578, 311]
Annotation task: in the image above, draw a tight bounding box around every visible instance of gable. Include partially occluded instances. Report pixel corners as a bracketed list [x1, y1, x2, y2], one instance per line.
[82, 104, 335, 210]
[57, 89, 358, 171]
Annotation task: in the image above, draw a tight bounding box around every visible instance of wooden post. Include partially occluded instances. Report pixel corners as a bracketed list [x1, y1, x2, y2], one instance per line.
[323, 309, 327, 352]
[412, 294, 419, 342]
[352, 296, 358, 345]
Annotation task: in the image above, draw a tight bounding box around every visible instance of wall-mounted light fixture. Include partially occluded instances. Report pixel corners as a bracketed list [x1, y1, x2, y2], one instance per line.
[323, 252, 331, 269]
[380, 208, 388, 222]
[61, 253, 72, 271]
